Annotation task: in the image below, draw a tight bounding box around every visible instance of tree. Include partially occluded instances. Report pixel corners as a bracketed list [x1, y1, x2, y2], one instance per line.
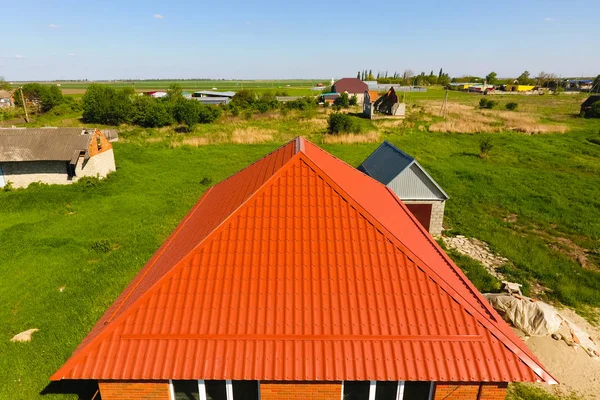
[402, 69, 414, 85]
[367, 70, 374, 81]
[593, 75, 600, 93]
[349, 94, 358, 106]
[0, 77, 10, 91]
[485, 72, 498, 85]
[517, 70, 534, 85]
[357, 71, 361, 79]
[333, 92, 349, 108]
[166, 83, 183, 101]
[131, 96, 173, 127]
[14, 83, 64, 113]
[438, 68, 443, 79]
[174, 99, 199, 131]
[82, 84, 133, 125]
[231, 89, 256, 108]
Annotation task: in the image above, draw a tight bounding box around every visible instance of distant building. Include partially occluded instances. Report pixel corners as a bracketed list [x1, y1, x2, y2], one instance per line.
[504, 84, 536, 92]
[358, 141, 449, 235]
[0, 90, 14, 108]
[0, 128, 115, 188]
[581, 96, 600, 118]
[321, 92, 340, 104]
[192, 90, 236, 98]
[331, 78, 368, 103]
[145, 91, 168, 98]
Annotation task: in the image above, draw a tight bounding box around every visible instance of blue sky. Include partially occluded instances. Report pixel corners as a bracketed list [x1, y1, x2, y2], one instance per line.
[1, 0, 598, 81]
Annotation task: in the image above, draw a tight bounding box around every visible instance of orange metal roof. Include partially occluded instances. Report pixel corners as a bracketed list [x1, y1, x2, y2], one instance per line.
[51, 138, 556, 384]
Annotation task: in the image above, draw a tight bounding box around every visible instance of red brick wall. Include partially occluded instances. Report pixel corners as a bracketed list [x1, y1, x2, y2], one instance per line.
[434, 382, 507, 400]
[98, 380, 171, 400]
[88, 130, 113, 157]
[479, 383, 508, 400]
[260, 381, 341, 400]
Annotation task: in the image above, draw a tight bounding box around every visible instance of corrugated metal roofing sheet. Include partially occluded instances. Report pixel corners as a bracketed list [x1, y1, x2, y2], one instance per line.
[0, 128, 93, 162]
[358, 141, 449, 200]
[51, 138, 555, 384]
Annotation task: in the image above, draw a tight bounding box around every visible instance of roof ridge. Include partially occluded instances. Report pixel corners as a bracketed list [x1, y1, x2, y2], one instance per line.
[51, 150, 303, 380]
[298, 151, 555, 384]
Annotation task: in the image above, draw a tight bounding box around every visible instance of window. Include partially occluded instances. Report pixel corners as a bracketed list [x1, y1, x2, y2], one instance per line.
[343, 381, 434, 400]
[205, 380, 227, 400]
[374, 381, 398, 400]
[402, 381, 432, 400]
[170, 380, 258, 400]
[173, 381, 200, 400]
[232, 381, 259, 400]
[343, 381, 371, 400]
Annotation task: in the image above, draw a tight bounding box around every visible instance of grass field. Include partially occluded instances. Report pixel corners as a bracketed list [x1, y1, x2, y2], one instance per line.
[11, 79, 325, 97]
[1, 90, 600, 399]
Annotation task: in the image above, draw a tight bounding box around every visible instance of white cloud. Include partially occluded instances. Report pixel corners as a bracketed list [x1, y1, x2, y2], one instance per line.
[15, 54, 24, 59]
[67, 53, 76, 56]
[544, 17, 554, 22]
[49, 23, 60, 28]
[154, 14, 164, 19]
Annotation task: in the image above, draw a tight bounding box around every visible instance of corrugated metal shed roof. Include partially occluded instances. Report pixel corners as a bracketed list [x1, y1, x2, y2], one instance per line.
[0, 128, 93, 162]
[193, 91, 236, 98]
[358, 141, 449, 200]
[51, 138, 554, 384]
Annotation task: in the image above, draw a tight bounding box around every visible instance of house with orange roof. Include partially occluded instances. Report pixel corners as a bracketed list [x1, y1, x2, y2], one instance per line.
[50, 137, 555, 400]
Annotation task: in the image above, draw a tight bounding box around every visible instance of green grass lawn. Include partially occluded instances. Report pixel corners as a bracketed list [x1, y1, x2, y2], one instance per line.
[1, 93, 600, 399]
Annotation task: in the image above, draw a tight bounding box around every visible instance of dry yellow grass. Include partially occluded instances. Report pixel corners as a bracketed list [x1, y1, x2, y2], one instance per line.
[170, 137, 210, 147]
[231, 127, 275, 144]
[423, 100, 568, 134]
[322, 131, 381, 144]
[146, 137, 164, 143]
[376, 120, 404, 128]
[304, 118, 328, 129]
[429, 120, 501, 133]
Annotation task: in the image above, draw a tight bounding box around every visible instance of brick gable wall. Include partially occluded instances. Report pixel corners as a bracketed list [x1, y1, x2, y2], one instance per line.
[98, 381, 170, 400]
[434, 382, 508, 400]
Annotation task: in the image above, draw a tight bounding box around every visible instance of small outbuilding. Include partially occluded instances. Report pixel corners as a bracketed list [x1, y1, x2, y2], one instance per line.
[332, 78, 368, 103]
[358, 141, 449, 235]
[581, 95, 600, 118]
[0, 90, 14, 108]
[0, 128, 115, 188]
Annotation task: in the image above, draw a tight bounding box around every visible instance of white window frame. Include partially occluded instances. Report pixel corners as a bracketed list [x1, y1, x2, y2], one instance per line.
[170, 379, 260, 400]
[341, 380, 434, 400]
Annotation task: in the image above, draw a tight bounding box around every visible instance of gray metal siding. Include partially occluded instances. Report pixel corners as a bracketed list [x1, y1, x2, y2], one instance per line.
[387, 163, 446, 200]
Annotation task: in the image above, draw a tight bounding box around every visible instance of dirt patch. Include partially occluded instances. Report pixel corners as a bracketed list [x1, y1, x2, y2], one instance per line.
[503, 213, 518, 223]
[443, 235, 508, 279]
[231, 127, 275, 144]
[322, 131, 381, 144]
[514, 307, 600, 399]
[549, 237, 595, 269]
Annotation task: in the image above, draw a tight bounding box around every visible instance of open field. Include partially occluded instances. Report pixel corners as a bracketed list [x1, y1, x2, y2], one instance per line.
[10, 79, 326, 97]
[1, 90, 600, 399]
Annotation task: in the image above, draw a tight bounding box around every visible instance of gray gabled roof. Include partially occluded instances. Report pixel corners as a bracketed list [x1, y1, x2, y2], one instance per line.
[0, 128, 94, 162]
[358, 141, 449, 200]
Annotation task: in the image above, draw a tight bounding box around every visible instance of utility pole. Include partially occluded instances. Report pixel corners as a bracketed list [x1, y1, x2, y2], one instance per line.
[19, 87, 30, 123]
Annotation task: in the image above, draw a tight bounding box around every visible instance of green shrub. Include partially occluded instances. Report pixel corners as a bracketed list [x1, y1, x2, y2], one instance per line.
[328, 113, 362, 134]
[200, 176, 213, 186]
[14, 83, 64, 113]
[2, 181, 14, 192]
[479, 138, 493, 158]
[91, 239, 112, 253]
[75, 176, 103, 188]
[505, 102, 518, 111]
[197, 104, 222, 123]
[231, 90, 256, 108]
[333, 92, 350, 108]
[349, 94, 358, 106]
[255, 92, 278, 113]
[589, 101, 600, 118]
[131, 97, 173, 128]
[284, 97, 317, 111]
[479, 98, 497, 109]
